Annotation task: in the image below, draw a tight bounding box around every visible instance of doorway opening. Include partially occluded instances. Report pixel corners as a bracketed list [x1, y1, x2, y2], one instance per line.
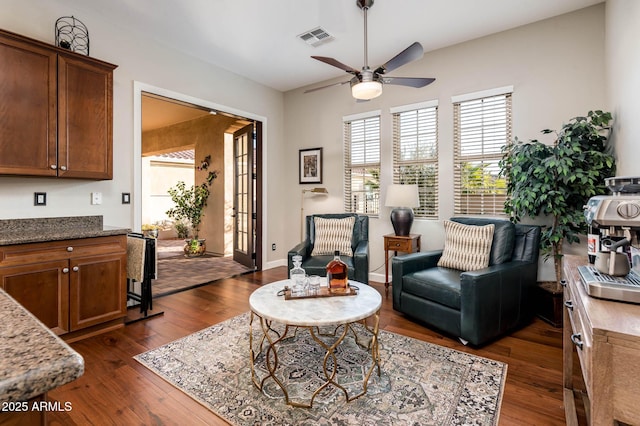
[134, 84, 264, 289]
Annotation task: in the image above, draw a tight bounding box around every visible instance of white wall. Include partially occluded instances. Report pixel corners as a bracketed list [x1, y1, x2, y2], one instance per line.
[0, 0, 287, 266]
[606, 0, 640, 176]
[283, 5, 606, 281]
[141, 158, 194, 226]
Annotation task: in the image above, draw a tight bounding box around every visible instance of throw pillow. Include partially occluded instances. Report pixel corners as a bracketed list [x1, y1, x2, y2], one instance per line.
[437, 220, 495, 271]
[311, 216, 355, 257]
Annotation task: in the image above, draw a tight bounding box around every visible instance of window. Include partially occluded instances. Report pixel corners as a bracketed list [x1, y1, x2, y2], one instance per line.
[343, 112, 381, 215]
[453, 87, 512, 215]
[391, 101, 438, 219]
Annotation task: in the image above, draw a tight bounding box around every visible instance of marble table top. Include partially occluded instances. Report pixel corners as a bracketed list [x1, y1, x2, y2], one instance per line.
[0, 290, 84, 402]
[249, 280, 382, 326]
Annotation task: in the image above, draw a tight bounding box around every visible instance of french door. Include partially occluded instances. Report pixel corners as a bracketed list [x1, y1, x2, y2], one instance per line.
[233, 124, 256, 269]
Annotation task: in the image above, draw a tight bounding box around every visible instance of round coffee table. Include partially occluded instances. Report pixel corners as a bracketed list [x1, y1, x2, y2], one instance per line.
[249, 280, 382, 408]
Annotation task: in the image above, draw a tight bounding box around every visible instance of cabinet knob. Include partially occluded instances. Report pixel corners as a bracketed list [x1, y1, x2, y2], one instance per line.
[570, 333, 584, 350]
[59, 166, 67, 171]
[72, 266, 79, 272]
[67, 247, 74, 252]
[564, 300, 574, 311]
[560, 279, 567, 287]
[63, 267, 69, 273]
[50, 164, 57, 170]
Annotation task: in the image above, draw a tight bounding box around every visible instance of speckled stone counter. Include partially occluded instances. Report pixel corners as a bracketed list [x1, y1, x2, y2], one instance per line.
[0, 289, 84, 402]
[0, 216, 130, 246]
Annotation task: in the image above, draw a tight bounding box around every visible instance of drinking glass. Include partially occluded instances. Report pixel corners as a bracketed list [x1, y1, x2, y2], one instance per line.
[308, 275, 321, 296]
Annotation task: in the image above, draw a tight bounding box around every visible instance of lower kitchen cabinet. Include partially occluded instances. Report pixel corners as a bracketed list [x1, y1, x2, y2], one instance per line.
[0, 235, 127, 340]
[1, 259, 70, 334]
[70, 253, 126, 330]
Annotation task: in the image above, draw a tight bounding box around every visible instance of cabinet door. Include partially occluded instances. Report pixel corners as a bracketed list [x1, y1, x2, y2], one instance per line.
[0, 260, 70, 335]
[69, 253, 126, 330]
[0, 33, 57, 176]
[57, 54, 114, 180]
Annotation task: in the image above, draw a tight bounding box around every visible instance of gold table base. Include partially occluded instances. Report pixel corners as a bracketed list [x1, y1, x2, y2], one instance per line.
[249, 310, 381, 408]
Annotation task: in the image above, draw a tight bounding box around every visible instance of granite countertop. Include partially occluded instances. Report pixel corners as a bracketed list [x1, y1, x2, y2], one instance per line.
[0, 289, 84, 402]
[0, 216, 130, 246]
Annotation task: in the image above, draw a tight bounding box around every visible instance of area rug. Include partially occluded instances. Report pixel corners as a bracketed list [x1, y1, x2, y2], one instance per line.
[153, 255, 251, 296]
[134, 313, 506, 425]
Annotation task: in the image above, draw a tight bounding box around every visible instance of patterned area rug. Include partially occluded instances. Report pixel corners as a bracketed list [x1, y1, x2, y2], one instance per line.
[134, 313, 506, 425]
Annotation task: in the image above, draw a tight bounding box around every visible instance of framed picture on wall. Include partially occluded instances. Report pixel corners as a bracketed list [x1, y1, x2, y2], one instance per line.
[299, 148, 323, 184]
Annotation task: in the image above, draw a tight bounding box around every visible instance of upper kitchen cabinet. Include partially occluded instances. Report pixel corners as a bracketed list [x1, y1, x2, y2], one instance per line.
[0, 29, 117, 180]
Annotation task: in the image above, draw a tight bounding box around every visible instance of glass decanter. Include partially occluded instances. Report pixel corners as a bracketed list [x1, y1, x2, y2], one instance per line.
[290, 255, 307, 296]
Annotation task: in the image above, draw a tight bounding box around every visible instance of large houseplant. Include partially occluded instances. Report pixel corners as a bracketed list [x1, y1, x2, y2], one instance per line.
[500, 111, 616, 323]
[166, 155, 218, 256]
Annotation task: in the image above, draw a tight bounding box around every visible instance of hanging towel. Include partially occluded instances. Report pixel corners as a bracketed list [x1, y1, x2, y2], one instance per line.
[127, 235, 146, 282]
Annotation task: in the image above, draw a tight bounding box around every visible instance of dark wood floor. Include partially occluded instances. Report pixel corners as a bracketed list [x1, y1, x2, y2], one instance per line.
[47, 267, 572, 425]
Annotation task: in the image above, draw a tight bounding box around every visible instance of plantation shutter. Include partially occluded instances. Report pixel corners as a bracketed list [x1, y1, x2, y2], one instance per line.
[453, 88, 512, 215]
[391, 101, 438, 218]
[343, 112, 381, 215]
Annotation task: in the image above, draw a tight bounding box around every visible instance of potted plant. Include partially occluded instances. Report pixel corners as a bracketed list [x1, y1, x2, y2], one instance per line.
[141, 223, 160, 238]
[166, 155, 218, 257]
[173, 219, 190, 239]
[500, 110, 616, 326]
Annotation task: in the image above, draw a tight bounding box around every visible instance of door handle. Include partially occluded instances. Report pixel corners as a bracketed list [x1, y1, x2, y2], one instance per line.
[570, 333, 583, 350]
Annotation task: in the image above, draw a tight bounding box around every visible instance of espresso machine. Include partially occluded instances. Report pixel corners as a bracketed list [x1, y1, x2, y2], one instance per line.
[580, 176, 640, 303]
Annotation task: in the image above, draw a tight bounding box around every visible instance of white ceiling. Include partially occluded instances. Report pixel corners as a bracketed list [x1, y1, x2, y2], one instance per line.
[82, 0, 602, 92]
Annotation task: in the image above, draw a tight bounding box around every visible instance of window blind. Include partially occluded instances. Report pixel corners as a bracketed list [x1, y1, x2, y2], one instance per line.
[344, 115, 380, 215]
[453, 92, 511, 215]
[392, 105, 438, 218]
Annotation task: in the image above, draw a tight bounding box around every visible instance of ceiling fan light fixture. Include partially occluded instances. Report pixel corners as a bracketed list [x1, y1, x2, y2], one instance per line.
[307, 0, 433, 99]
[351, 80, 382, 100]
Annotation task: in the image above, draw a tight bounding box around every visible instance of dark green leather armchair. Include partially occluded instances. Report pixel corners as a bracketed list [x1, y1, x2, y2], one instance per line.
[392, 217, 541, 346]
[288, 213, 369, 284]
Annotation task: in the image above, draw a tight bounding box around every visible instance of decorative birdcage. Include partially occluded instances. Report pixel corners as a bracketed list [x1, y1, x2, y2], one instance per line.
[55, 16, 89, 56]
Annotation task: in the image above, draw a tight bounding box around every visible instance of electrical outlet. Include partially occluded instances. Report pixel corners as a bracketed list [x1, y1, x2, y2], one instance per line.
[91, 192, 102, 205]
[272, 243, 276, 251]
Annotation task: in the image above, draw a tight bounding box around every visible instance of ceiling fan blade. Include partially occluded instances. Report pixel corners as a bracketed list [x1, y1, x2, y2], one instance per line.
[311, 56, 361, 74]
[375, 42, 424, 75]
[382, 77, 435, 88]
[304, 80, 351, 93]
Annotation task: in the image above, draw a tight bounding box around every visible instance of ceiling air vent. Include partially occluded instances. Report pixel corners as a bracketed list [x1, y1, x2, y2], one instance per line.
[298, 27, 334, 47]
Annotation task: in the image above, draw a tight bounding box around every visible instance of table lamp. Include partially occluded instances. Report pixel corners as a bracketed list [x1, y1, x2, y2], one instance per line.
[384, 184, 419, 236]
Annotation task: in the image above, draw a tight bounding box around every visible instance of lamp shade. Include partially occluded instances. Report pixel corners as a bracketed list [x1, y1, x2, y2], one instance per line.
[384, 184, 419, 207]
[307, 187, 328, 194]
[351, 80, 382, 100]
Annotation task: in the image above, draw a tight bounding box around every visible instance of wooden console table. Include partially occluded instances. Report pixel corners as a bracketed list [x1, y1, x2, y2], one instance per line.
[384, 233, 420, 295]
[563, 255, 640, 425]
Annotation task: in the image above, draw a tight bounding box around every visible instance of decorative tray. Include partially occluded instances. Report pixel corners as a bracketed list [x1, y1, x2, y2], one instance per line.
[281, 285, 358, 300]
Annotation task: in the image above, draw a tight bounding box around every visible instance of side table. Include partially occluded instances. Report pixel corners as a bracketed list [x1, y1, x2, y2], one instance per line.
[384, 233, 421, 295]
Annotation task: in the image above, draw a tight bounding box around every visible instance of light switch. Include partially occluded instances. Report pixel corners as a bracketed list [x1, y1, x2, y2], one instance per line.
[91, 192, 102, 205]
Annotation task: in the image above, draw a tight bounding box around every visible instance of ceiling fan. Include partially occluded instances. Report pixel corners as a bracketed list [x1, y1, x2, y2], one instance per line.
[305, 0, 435, 100]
